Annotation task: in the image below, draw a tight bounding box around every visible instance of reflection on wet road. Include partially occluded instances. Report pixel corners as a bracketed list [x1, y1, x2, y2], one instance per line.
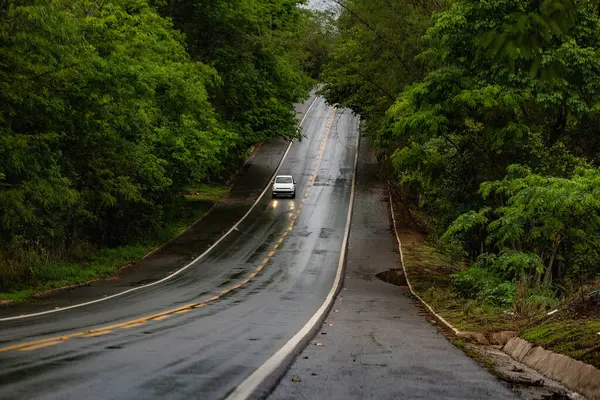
[0, 97, 359, 400]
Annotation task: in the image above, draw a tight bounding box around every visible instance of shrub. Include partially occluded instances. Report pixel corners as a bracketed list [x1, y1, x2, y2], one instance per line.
[452, 266, 516, 307]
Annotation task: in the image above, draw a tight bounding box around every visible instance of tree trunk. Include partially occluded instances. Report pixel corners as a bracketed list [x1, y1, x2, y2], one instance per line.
[543, 244, 559, 288]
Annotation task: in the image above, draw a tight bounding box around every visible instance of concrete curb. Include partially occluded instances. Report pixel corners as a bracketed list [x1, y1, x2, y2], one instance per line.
[503, 337, 600, 400]
[387, 187, 597, 399]
[387, 185, 460, 337]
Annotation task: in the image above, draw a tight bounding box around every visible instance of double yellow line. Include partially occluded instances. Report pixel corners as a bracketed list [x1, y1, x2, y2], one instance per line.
[0, 107, 338, 354]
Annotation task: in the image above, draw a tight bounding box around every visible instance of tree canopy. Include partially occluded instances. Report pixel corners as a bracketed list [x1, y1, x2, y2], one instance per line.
[322, 0, 600, 303]
[0, 0, 320, 290]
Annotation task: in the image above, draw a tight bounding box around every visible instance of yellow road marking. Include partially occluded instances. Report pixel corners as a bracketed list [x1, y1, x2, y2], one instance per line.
[121, 322, 146, 328]
[81, 330, 112, 338]
[152, 315, 170, 321]
[248, 272, 257, 279]
[18, 341, 63, 352]
[268, 250, 276, 257]
[0, 338, 63, 353]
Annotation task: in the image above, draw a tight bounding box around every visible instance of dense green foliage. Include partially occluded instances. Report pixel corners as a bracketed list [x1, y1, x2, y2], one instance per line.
[321, 0, 442, 136]
[0, 0, 318, 292]
[323, 0, 600, 308]
[156, 0, 313, 148]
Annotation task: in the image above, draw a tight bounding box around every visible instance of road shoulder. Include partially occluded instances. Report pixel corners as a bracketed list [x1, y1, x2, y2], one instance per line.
[269, 139, 517, 399]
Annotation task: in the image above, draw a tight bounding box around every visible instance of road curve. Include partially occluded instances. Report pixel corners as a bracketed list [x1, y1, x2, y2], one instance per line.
[0, 97, 360, 400]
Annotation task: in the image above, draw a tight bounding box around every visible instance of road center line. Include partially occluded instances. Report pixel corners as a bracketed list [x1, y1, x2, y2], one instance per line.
[81, 330, 112, 338]
[18, 341, 63, 352]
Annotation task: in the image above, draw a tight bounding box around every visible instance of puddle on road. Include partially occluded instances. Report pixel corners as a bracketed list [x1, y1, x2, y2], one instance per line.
[375, 268, 408, 287]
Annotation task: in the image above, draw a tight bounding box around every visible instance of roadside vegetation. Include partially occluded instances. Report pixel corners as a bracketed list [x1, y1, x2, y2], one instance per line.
[320, 0, 600, 367]
[0, 0, 333, 298]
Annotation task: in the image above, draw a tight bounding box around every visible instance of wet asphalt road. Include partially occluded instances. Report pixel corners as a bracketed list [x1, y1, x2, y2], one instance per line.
[0, 97, 359, 399]
[269, 138, 517, 400]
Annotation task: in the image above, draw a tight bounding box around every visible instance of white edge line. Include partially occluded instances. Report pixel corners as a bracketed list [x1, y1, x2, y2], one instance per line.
[225, 114, 361, 400]
[387, 184, 461, 336]
[0, 96, 320, 322]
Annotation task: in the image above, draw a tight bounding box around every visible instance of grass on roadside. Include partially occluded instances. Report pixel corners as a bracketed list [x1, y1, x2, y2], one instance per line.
[398, 223, 600, 369]
[400, 236, 519, 332]
[0, 244, 151, 302]
[0, 195, 216, 303]
[184, 183, 229, 202]
[521, 318, 600, 368]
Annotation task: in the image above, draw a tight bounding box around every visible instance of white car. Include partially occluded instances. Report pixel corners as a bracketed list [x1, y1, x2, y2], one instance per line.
[272, 175, 296, 198]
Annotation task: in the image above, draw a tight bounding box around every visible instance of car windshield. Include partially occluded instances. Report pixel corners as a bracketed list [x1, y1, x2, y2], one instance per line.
[275, 176, 293, 184]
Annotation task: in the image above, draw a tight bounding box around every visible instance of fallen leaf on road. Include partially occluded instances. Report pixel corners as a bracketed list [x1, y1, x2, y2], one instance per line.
[328, 324, 334, 327]
[292, 377, 302, 382]
[334, 309, 339, 312]
[315, 342, 324, 346]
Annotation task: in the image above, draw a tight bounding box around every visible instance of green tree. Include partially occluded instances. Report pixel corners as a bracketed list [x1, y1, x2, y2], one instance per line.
[289, 7, 337, 80]
[321, 0, 443, 136]
[0, 0, 227, 249]
[381, 0, 600, 229]
[445, 166, 600, 287]
[158, 0, 313, 154]
[408, 0, 600, 292]
[319, 0, 600, 300]
[0, 0, 321, 292]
